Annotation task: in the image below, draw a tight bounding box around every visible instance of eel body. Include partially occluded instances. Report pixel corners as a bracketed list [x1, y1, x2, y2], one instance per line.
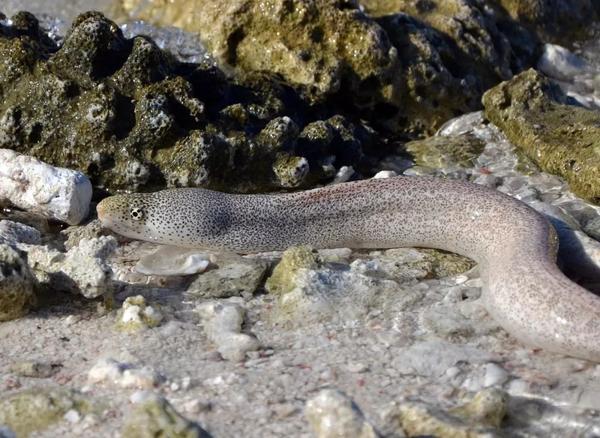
[97, 176, 600, 361]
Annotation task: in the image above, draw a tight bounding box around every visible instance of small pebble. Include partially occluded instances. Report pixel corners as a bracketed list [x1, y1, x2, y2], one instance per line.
[483, 363, 509, 387]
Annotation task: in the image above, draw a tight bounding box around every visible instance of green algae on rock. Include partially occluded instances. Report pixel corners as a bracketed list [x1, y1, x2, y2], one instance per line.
[359, 0, 540, 135]
[0, 388, 93, 437]
[495, 0, 600, 44]
[122, 396, 209, 438]
[265, 245, 320, 296]
[0, 243, 36, 322]
[405, 134, 485, 169]
[0, 11, 384, 192]
[483, 69, 600, 204]
[385, 388, 508, 438]
[116, 295, 163, 332]
[120, 0, 399, 107]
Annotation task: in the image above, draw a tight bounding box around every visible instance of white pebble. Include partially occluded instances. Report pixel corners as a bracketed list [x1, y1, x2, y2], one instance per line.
[445, 366, 461, 379]
[372, 170, 398, 179]
[333, 166, 355, 183]
[118, 295, 163, 330]
[0, 149, 92, 224]
[64, 409, 81, 423]
[129, 390, 158, 404]
[483, 363, 509, 387]
[182, 398, 211, 414]
[507, 379, 530, 394]
[345, 362, 369, 373]
[88, 358, 160, 389]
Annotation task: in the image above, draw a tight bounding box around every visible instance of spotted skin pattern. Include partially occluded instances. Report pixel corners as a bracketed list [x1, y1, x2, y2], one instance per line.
[97, 176, 600, 361]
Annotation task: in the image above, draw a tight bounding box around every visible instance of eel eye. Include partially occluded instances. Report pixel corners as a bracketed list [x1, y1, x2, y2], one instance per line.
[130, 206, 145, 221]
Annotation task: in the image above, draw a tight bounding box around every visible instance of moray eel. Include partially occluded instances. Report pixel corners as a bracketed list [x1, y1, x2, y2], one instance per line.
[97, 176, 600, 361]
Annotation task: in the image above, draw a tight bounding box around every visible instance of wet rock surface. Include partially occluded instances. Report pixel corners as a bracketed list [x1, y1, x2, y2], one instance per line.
[483, 69, 600, 203]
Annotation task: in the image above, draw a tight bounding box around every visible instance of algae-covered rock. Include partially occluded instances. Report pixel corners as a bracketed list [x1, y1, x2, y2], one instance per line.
[120, 0, 540, 135]
[122, 396, 209, 438]
[265, 245, 319, 295]
[405, 134, 485, 169]
[121, 0, 398, 106]
[450, 388, 508, 429]
[482, 69, 600, 203]
[371, 0, 538, 135]
[116, 295, 164, 331]
[376, 248, 476, 281]
[0, 388, 92, 437]
[0, 243, 35, 322]
[0, 12, 205, 192]
[1, 12, 371, 193]
[385, 388, 508, 437]
[9, 360, 61, 378]
[495, 0, 600, 44]
[266, 252, 405, 326]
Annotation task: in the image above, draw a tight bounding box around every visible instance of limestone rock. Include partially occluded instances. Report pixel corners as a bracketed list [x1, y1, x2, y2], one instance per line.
[0, 220, 41, 246]
[27, 236, 116, 298]
[386, 389, 509, 437]
[0, 149, 92, 225]
[116, 295, 164, 331]
[195, 300, 260, 361]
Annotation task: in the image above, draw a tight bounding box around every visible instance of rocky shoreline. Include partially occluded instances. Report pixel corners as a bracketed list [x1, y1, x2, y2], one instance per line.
[1, 1, 600, 437]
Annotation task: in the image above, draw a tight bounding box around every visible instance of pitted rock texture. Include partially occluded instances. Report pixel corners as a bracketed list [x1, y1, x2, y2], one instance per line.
[483, 69, 600, 204]
[0, 243, 36, 322]
[118, 0, 549, 136]
[0, 11, 381, 193]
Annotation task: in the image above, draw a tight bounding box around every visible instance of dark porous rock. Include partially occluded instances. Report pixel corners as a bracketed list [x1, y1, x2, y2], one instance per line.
[0, 11, 389, 193]
[495, 0, 600, 44]
[368, 0, 539, 136]
[0, 243, 36, 322]
[483, 69, 600, 204]
[121, 0, 399, 109]
[119, 0, 547, 136]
